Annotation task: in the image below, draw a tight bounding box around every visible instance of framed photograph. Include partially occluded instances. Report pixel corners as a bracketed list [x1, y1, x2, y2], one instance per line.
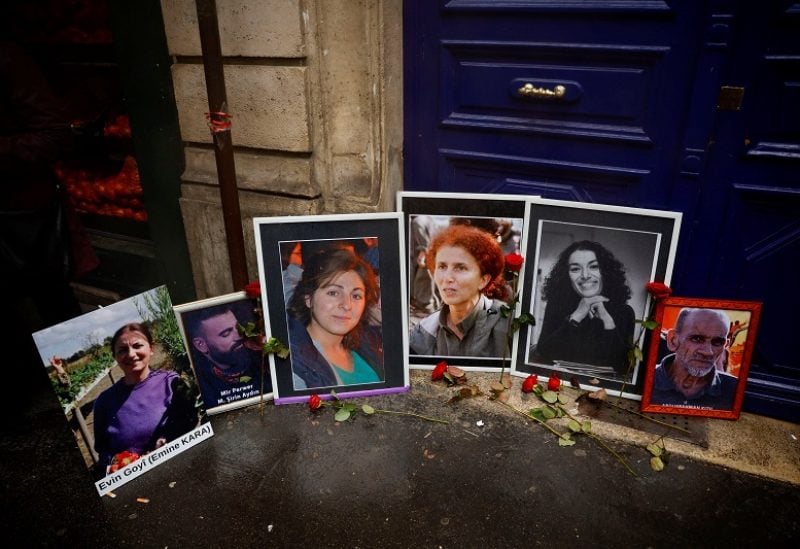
[512, 198, 681, 399]
[253, 213, 409, 404]
[397, 191, 531, 370]
[31, 286, 213, 496]
[640, 297, 762, 419]
[174, 291, 271, 415]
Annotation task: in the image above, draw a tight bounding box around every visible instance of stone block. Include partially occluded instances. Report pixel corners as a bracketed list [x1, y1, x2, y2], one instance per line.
[161, 0, 304, 58]
[182, 146, 318, 197]
[331, 154, 373, 200]
[318, 1, 373, 155]
[172, 64, 309, 152]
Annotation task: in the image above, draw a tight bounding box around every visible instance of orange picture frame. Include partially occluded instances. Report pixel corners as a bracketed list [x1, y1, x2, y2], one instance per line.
[641, 297, 762, 420]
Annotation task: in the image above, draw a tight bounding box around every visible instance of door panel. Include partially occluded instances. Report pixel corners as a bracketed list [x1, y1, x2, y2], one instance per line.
[439, 149, 648, 204]
[441, 41, 664, 144]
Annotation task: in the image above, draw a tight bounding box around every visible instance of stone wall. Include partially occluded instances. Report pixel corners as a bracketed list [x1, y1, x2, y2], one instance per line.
[161, 0, 402, 297]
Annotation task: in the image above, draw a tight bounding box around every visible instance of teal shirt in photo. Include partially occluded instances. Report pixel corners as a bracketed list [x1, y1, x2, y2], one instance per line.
[336, 351, 380, 385]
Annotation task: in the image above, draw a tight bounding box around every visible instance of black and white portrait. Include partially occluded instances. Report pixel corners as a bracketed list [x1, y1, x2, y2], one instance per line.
[513, 199, 681, 398]
[527, 221, 658, 378]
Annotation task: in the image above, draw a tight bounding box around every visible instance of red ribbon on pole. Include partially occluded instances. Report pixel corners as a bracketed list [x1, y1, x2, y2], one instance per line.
[205, 110, 232, 133]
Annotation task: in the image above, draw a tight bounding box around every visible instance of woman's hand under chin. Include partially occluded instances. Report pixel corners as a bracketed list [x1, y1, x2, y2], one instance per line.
[588, 299, 616, 330]
[571, 295, 616, 329]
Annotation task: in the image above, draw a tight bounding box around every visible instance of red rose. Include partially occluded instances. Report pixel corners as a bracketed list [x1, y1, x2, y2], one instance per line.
[547, 373, 561, 391]
[645, 282, 672, 300]
[308, 394, 322, 411]
[431, 361, 448, 381]
[505, 253, 524, 273]
[244, 280, 261, 299]
[521, 374, 538, 393]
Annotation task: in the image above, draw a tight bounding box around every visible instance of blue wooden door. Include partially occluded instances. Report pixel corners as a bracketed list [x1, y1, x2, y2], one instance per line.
[676, 2, 800, 420]
[404, 0, 799, 421]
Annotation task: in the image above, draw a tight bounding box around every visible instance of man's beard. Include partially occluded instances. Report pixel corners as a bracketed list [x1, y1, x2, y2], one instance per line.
[685, 362, 715, 378]
[208, 344, 257, 373]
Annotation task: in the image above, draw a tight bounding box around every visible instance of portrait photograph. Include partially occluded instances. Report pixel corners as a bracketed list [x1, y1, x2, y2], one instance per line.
[31, 286, 213, 496]
[512, 198, 681, 398]
[254, 213, 409, 404]
[397, 191, 531, 370]
[174, 291, 271, 415]
[641, 297, 762, 420]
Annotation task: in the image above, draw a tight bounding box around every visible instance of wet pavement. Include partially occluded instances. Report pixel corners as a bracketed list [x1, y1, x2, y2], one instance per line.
[2, 370, 800, 548]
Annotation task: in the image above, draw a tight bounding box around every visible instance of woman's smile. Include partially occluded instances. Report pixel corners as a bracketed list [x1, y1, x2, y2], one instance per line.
[113, 331, 154, 383]
[567, 250, 603, 298]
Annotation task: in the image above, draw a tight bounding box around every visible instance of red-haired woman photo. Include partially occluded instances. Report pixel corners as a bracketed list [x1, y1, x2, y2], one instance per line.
[409, 224, 509, 358]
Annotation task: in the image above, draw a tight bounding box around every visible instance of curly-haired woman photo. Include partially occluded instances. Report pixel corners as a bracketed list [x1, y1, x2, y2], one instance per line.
[531, 240, 634, 374]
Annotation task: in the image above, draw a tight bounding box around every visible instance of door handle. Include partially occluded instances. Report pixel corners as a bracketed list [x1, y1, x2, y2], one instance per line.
[518, 83, 566, 99]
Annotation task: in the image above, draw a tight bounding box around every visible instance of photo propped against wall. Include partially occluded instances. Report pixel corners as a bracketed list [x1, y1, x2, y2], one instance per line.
[32, 286, 213, 496]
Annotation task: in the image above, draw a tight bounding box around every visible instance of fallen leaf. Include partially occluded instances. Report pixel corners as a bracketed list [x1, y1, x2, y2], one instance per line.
[576, 396, 602, 418]
[589, 378, 600, 385]
[650, 456, 665, 471]
[447, 394, 464, 405]
[542, 390, 558, 403]
[646, 443, 663, 457]
[570, 376, 580, 389]
[490, 382, 505, 393]
[587, 388, 608, 401]
[334, 408, 351, 422]
[498, 390, 510, 403]
[447, 366, 465, 378]
[501, 374, 512, 389]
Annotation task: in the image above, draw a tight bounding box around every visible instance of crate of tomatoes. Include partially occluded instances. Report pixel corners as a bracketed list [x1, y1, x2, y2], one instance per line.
[57, 155, 148, 222]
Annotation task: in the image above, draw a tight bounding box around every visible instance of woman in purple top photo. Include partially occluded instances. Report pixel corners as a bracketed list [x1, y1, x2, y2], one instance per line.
[92, 323, 198, 477]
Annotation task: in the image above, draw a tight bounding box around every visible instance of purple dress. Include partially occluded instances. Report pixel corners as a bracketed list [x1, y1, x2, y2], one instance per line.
[93, 369, 177, 469]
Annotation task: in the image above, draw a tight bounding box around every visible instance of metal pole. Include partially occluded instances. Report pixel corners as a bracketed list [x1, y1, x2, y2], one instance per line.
[194, 0, 249, 290]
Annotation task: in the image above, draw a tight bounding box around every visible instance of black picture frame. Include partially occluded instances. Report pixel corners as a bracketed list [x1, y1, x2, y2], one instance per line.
[512, 198, 681, 399]
[397, 191, 531, 370]
[253, 213, 409, 404]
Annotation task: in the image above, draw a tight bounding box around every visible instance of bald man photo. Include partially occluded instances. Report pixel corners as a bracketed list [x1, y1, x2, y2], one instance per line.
[650, 308, 738, 409]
